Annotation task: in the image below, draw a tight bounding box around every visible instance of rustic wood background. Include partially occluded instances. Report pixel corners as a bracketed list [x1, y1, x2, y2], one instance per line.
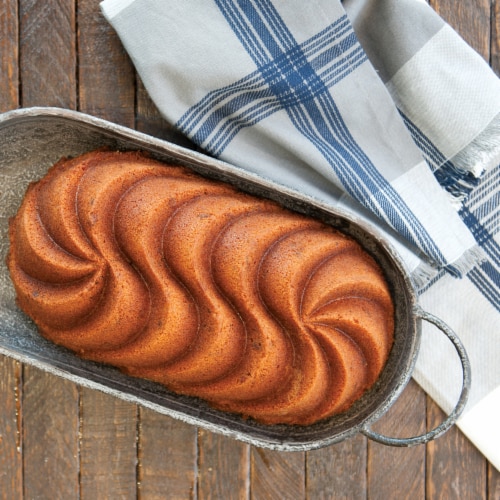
[1, 0, 499, 498]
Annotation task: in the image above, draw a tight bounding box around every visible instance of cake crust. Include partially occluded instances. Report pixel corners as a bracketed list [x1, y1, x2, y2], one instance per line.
[7, 150, 394, 425]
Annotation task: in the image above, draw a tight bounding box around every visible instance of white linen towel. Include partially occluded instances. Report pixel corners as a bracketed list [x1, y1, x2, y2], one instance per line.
[100, 0, 500, 470]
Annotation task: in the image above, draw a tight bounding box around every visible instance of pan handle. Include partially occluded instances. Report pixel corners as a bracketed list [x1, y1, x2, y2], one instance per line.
[360, 307, 471, 447]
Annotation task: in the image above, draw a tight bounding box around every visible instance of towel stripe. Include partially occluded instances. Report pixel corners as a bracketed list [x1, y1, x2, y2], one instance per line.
[177, 0, 447, 266]
[205, 44, 366, 155]
[459, 166, 500, 311]
[467, 168, 500, 234]
[401, 112, 481, 198]
[178, 16, 356, 142]
[400, 112, 448, 170]
[468, 265, 500, 313]
[402, 111, 500, 309]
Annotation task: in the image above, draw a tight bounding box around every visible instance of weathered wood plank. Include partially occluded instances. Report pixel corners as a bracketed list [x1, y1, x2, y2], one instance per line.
[78, 0, 135, 126]
[137, 407, 198, 500]
[76, 2, 139, 498]
[489, 463, 500, 500]
[493, 0, 500, 76]
[0, 0, 18, 111]
[306, 434, 366, 499]
[426, 397, 487, 499]
[198, 429, 250, 500]
[22, 366, 79, 499]
[19, 0, 77, 108]
[427, 1, 493, 495]
[0, 357, 22, 500]
[134, 69, 201, 500]
[430, 0, 491, 60]
[367, 380, 426, 499]
[18, 2, 81, 498]
[250, 449, 305, 500]
[0, 5, 21, 497]
[136, 77, 196, 148]
[79, 390, 138, 499]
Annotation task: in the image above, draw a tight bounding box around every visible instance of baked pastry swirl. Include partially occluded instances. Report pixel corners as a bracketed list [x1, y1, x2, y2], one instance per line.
[7, 150, 394, 425]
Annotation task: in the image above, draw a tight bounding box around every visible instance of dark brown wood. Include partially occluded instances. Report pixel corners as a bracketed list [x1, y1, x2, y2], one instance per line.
[198, 429, 250, 499]
[77, 0, 135, 126]
[134, 70, 202, 500]
[76, 2, 140, 498]
[19, 0, 77, 109]
[489, 463, 500, 500]
[367, 380, 426, 499]
[493, 0, 500, 76]
[430, 0, 491, 60]
[0, 5, 20, 495]
[138, 407, 197, 499]
[306, 434, 366, 499]
[0, 0, 18, 112]
[22, 366, 79, 499]
[0, 357, 22, 500]
[136, 77, 196, 148]
[79, 390, 139, 499]
[426, 397, 487, 499]
[17, 2, 81, 498]
[250, 449, 305, 499]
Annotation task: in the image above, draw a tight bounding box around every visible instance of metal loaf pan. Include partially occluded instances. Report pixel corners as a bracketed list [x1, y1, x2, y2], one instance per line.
[0, 107, 469, 451]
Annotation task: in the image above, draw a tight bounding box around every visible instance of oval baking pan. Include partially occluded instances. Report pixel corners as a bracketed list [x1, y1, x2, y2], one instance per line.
[0, 107, 470, 451]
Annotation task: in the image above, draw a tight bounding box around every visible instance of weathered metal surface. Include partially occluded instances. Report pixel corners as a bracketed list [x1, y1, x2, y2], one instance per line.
[0, 107, 468, 450]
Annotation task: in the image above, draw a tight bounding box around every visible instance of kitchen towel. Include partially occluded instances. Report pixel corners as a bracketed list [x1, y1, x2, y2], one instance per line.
[100, 0, 500, 470]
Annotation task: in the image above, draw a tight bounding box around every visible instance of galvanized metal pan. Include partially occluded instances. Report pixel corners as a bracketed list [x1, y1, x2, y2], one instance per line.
[0, 107, 470, 451]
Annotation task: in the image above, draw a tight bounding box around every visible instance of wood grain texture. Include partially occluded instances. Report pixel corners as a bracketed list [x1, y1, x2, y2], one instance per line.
[136, 77, 196, 148]
[0, 0, 18, 111]
[198, 429, 250, 500]
[0, 10, 22, 494]
[0, 357, 22, 500]
[426, 398, 487, 499]
[430, 0, 491, 59]
[489, 463, 500, 500]
[138, 407, 198, 500]
[306, 434, 366, 499]
[250, 449, 305, 500]
[19, 0, 77, 108]
[134, 69, 202, 500]
[22, 366, 79, 500]
[76, 3, 139, 498]
[493, 0, 500, 76]
[17, 2, 81, 498]
[78, 0, 135, 126]
[79, 390, 138, 500]
[367, 380, 426, 500]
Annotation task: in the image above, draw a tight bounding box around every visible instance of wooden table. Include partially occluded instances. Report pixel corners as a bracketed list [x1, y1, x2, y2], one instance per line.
[1, 1, 499, 498]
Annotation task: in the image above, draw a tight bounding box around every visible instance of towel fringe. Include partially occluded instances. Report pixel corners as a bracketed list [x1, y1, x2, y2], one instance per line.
[443, 188, 467, 209]
[411, 259, 440, 290]
[444, 244, 488, 278]
[434, 162, 482, 203]
[439, 112, 500, 201]
[411, 244, 487, 290]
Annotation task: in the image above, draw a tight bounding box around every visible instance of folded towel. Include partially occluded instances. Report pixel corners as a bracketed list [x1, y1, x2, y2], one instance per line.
[344, 0, 500, 471]
[100, 0, 500, 469]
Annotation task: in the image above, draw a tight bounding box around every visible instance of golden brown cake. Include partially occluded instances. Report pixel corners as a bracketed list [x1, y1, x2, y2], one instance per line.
[7, 150, 394, 425]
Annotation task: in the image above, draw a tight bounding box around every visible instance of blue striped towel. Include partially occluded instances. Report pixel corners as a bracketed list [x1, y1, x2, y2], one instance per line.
[101, 0, 500, 469]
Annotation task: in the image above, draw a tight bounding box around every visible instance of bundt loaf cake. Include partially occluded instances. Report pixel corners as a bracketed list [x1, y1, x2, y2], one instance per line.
[7, 150, 394, 425]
